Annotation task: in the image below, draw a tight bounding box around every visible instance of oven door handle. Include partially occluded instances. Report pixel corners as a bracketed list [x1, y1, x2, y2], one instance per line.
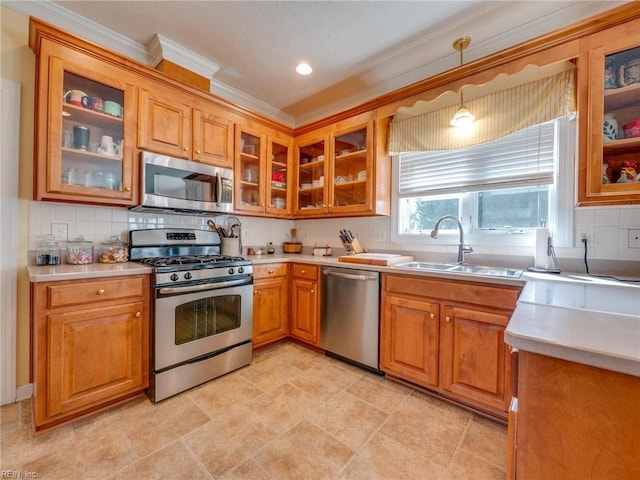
[158, 277, 252, 295]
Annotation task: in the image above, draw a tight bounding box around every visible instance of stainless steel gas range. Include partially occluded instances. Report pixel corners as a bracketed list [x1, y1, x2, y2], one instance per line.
[129, 228, 253, 402]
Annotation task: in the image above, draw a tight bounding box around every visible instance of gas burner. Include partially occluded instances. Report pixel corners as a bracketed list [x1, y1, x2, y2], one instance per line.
[136, 254, 245, 268]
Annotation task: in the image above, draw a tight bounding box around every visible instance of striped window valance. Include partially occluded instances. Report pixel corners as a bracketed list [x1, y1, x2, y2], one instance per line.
[388, 68, 576, 153]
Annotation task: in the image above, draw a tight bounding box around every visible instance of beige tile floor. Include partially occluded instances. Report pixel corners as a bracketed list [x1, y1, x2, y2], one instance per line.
[1, 342, 507, 479]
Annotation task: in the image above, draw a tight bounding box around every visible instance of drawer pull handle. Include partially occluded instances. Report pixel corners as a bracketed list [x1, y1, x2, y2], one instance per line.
[446, 316, 451, 322]
[97, 289, 105, 295]
[301, 270, 306, 274]
[135, 312, 142, 318]
[430, 313, 435, 319]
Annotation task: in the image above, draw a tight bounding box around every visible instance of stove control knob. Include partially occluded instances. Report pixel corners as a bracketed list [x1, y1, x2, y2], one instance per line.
[228, 267, 235, 275]
[170, 273, 179, 282]
[184, 272, 192, 280]
[238, 267, 244, 274]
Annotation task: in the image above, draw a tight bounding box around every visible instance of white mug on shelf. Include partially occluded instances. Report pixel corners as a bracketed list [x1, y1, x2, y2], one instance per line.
[99, 135, 121, 157]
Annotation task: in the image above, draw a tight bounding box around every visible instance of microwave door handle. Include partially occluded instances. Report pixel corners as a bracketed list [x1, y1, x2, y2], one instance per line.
[214, 172, 222, 206]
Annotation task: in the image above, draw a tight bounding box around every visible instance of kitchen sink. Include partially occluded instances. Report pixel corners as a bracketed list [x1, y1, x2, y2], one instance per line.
[394, 261, 523, 278]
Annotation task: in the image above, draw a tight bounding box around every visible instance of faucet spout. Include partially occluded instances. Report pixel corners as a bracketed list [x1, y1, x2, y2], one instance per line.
[430, 215, 473, 263]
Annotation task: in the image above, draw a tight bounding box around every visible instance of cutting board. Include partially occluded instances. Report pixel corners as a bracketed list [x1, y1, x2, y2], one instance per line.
[338, 253, 414, 266]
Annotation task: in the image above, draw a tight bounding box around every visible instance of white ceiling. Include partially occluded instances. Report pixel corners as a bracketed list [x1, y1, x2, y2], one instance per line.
[6, 1, 627, 126]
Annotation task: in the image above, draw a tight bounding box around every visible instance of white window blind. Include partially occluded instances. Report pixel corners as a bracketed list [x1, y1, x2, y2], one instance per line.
[398, 121, 555, 197]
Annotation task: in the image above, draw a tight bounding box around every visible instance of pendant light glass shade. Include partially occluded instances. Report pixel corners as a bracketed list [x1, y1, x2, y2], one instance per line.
[450, 37, 475, 128]
[450, 105, 475, 127]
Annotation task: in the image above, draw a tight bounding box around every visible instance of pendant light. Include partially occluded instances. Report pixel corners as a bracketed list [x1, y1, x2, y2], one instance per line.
[450, 36, 475, 127]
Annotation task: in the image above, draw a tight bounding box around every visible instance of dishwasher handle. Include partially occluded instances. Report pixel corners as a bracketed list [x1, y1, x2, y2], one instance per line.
[322, 270, 377, 281]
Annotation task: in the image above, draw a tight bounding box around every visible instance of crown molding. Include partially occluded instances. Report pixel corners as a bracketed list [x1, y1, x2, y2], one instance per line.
[4, 0, 149, 64]
[147, 33, 220, 80]
[211, 80, 295, 127]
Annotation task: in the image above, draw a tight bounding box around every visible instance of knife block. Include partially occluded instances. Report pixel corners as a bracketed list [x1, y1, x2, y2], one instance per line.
[342, 237, 365, 255]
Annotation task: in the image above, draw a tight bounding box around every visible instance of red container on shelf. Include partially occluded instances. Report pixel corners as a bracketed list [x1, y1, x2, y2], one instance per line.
[622, 119, 640, 138]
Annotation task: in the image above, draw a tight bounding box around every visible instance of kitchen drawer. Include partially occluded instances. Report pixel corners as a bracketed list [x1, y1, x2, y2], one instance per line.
[384, 274, 520, 310]
[291, 264, 319, 280]
[253, 263, 288, 280]
[47, 276, 145, 308]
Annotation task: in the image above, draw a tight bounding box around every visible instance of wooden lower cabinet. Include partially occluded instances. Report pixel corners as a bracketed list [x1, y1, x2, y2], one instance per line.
[440, 305, 511, 411]
[252, 263, 289, 348]
[381, 295, 439, 387]
[381, 274, 520, 417]
[32, 275, 150, 431]
[510, 351, 640, 479]
[289, 264, 320, 345]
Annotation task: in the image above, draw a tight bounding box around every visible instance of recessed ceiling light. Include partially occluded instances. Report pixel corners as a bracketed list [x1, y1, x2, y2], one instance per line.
[296, 63, 312, 75]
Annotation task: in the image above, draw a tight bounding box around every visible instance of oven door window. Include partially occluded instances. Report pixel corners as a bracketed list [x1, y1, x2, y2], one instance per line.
[174, 294, 241, 345]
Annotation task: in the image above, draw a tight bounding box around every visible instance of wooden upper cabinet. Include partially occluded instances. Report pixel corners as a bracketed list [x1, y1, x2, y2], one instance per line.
[192, 108, 234, 168]
[138, 87, 236, 168]
[32, 39, 138, 206]
[138, 88, 192, 159]
[293, 112, 391, 218]
[577, 18, 640, 205]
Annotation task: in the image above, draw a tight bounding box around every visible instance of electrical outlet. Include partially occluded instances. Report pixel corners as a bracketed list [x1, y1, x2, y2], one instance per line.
[51, 223, 68, 241]
[575, 227, 593, 246]
[374, 229, 386, 242]
[629, 229, 640, 249]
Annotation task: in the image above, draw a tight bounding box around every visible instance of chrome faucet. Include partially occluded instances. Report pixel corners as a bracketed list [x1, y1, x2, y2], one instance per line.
[430, 215, 473, 264]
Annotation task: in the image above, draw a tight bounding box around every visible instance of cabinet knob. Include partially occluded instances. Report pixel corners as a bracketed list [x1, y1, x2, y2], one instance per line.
[125, 186, 132, 192]
[254, 290, 258, 295]
[430, 313, 435, 319]
[135, 312, 142, 318]
[301, 270, 306, 274]
[196, 149, 201, 154]
[184, 147, 189, 151]
[97, 289, 105, 295]
[268, 270, 274, 274]
[310, 289, 314, 293]
[446, 316, 451, 322]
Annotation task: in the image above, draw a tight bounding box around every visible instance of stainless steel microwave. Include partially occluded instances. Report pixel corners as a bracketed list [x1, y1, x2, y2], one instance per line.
[132, 151, 233, 215]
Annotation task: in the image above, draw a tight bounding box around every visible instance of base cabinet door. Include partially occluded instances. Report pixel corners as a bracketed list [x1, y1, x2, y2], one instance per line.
[440, 305, 511, 412]
[47, 302, 146, 416]
[290, 265, 319, 345]
[253, 265, 289, 348]
[380, 295, 439, 387]
[32, 275, 149, 431]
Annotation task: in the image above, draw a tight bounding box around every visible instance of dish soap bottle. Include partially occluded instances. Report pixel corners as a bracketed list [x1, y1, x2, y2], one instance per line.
[266, 242, 275, 254]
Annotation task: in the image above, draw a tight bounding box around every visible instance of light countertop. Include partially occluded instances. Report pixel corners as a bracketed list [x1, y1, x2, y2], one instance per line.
[29, 254, 640, 377]
[28, 262, 152, 282]
[506, 272, 640, 376]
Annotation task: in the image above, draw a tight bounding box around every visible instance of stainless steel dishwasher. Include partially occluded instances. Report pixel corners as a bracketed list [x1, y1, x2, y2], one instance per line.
[320, 266, 381, 373]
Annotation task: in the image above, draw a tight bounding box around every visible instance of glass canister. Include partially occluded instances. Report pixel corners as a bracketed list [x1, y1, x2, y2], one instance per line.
[98, 236, 129, 263]
[36, 234, 62, 265]
[66, 236, 94, 264]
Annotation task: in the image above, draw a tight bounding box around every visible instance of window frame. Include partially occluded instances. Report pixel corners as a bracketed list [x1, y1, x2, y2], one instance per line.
[391, 116, 575, 249]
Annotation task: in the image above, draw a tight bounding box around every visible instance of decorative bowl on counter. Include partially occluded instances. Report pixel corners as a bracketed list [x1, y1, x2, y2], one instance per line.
[283, 242, 302, 253]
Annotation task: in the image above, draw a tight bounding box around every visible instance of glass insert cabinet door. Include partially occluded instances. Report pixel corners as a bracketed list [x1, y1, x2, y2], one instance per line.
[601, 45, 640, 186]
[267, 140, 291, 213]
[236, 130, 265, 211]
[296, 137, 327, 213]
[330, 126, 370, 212]
[44, 55, 135, 203]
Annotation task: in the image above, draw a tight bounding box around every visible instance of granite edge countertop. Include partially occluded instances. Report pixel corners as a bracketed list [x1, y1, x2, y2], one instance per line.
[29, 254, 640, 377]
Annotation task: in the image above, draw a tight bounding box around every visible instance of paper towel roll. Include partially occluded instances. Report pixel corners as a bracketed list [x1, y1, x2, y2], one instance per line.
[534, 227, 552, 269]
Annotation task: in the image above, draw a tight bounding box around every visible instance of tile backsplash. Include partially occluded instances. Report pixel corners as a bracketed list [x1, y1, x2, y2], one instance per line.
[29, 201, 640, 269]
